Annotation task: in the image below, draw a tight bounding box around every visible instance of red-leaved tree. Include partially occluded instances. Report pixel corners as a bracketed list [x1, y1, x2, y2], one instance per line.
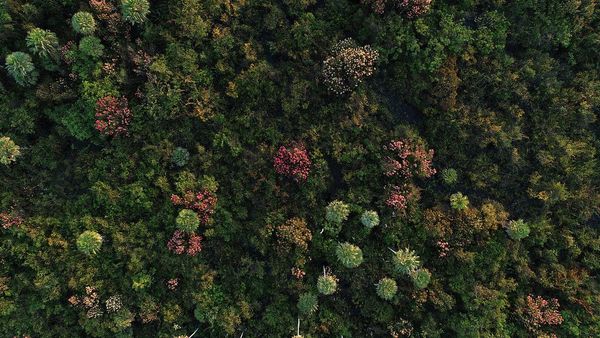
[95, 96, 132, 136]
[0, 211, 23, 229]
[383, 139, 436, 179]
[520, 295, 564, 335]
[167, 230, 203, 256]
[273, 144, 311, 182]
[385, 185, 417, 211]
[170, 190, 218, 225]
[362, 0, 432, 17]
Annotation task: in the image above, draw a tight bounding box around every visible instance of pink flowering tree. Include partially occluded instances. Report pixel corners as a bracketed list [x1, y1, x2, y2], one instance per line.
[436, 240, 449, 258]
[95, 96, 132, 136]
[273, 144, 311, 182]
[168, 189, 216, 255]
[170, 190, 218, 225]
[322, 38, 379, 95]
[385, 185, 417, 212]
[520, 295, 564, 333]
[383, 139, 436, 179]
[0, 211, 23, 229]
[401, 0, 432, 17]
[382, 138, 434, 213]
[361, 0, 432, 17]
[166, 278, 179, 290]
[167, 230, 203, 256]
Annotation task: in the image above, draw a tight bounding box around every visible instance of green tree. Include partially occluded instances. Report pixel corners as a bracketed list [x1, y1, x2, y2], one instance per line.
[411, 269, 431, 289]
[132, 273, 152, 290]
[360, 210, 379, 229]
[440, 168, 458, 185]
[171, 147, 190, 167]
[317, 273, 337, 295]
[326, 200, 350, 224]
[78, 36, 104, 58]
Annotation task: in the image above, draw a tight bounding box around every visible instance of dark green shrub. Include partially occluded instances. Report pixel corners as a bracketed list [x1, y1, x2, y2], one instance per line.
[171, 147, 190, 167]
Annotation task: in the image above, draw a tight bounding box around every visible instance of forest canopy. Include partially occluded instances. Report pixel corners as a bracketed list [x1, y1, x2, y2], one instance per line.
[1, 0, 599, 337]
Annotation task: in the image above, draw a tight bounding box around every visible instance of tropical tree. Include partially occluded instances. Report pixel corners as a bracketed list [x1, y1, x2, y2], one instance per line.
[297, 293, 318, 315]
[410, 269, 431, 289]
[317, 270, 338, 295]
[360, 210, 380, 229]
[506, 219, 530, 240]
[322, 38, 378, 95]
[391, 248, 420, 274]
[336, 242, 363, 268]
[5, 52, 38, 86]
[26, 28, 59, 59]
[450, 192, 469, 211]
[176, 209, 200, 233]
[77, 231, 103, 255]
[121, 0, 150, 24]
[0, 137, 21, 165]
[71, 12, 96, 35]
[376, 277, 398, 300]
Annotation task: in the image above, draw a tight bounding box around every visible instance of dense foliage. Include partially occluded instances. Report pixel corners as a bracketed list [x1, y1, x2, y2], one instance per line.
[1, 0, 599, 337]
